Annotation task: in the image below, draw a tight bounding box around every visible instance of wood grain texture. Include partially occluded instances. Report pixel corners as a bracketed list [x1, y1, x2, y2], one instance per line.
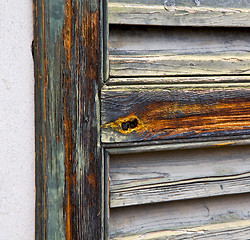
[110, 193, 250, 239]
[103, 0, 109, 82]
[110, 52, 250, 77]
[33, 0, 103, 239]
[104, 150, 110, 240]
[109, 0, 250, 27]
[111, 220, 250, 240]
[108, 76, 250, 85]
[109, 145, 250, 207]
[104, 138, 250, 154]
[101, 84, 250, 143]
[109, 26, 250, 77]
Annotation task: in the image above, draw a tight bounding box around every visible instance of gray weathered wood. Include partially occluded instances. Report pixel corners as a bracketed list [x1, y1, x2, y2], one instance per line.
[107, 76, 250, 85]
[110, 52, 250, 77]
[104, 138, 250, 154]
[104, 150, 110, 240]
[109, 26, 250, 77]
[110, 193, 250, 239]
[106, 3, 250, 239]
[109, 145, 250, 207]
[109, 0, 250, 27]
[110, 220, 250, 239]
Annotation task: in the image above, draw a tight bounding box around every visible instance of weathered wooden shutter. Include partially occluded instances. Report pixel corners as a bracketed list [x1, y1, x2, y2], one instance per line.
[102, 0, 250, 239]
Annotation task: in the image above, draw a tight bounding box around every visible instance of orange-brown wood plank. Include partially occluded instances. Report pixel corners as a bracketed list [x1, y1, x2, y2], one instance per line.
[101, 84, 250, 143]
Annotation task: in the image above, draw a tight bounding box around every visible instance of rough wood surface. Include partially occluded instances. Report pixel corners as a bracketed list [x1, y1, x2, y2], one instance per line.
[104, 150, 110, 240]
[103, 0, 109, 82]
[101, 84, 250, 143]
[109, 0, 250, 27]
[33, 0, 103, 239]
[104, 138, 250, 154]
[109, 193, 250, 239]
[111, 220, 250, 240]
[108, 76, 250, 85]
[109, 26, 250, 77]
[109, 145, 250, 207]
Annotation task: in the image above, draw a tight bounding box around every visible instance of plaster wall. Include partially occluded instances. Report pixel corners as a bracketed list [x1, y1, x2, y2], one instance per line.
[0, 0, 35, 239]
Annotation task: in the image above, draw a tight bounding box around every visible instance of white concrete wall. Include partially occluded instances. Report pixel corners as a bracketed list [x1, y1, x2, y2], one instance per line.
[0, 0, 35, 239]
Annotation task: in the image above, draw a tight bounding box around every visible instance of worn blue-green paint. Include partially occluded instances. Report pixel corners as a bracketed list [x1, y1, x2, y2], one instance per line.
[34, 0, 104, 239]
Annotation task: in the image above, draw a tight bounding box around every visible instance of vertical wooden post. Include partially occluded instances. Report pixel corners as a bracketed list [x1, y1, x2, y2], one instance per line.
[33, 0, 103, 239]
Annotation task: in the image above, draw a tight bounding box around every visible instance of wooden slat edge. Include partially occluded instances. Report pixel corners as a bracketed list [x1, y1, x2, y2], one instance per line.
[109, 52, 250, 77]
[110, 220, 250, 240]
[104, 150, 110, 239]
[101, 84, 250, 144]
[109, 2, 250, 27]
[110, 173, 250, 207]
[104, 138, 250, 154]
[107, 76, 250, 85]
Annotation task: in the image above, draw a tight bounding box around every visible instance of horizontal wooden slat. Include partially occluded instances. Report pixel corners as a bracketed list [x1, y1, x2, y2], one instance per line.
[110, 53, 250, 77]
[109, 0, 250, 27]
[105, 138, 250, 154]
[101, 84, 250, 143]
[108, 76, 250, 85]
[110, 193, 250, 239]
[112, 220, 250, 240]
[109, 26, 250, 77]
[111, 175, 250, 208]
[109, 145, 250, 207]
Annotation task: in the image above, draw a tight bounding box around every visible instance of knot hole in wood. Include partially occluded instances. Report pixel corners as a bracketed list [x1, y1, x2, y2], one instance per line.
[122, 118, 138, 131]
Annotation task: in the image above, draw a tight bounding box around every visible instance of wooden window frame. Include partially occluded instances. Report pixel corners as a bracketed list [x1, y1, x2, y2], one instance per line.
[33, 0, 108, 238]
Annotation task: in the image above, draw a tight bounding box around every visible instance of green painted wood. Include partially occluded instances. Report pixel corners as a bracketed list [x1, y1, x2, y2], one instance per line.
[33, 0, 104, 239]
[109, 0, 250, 27]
